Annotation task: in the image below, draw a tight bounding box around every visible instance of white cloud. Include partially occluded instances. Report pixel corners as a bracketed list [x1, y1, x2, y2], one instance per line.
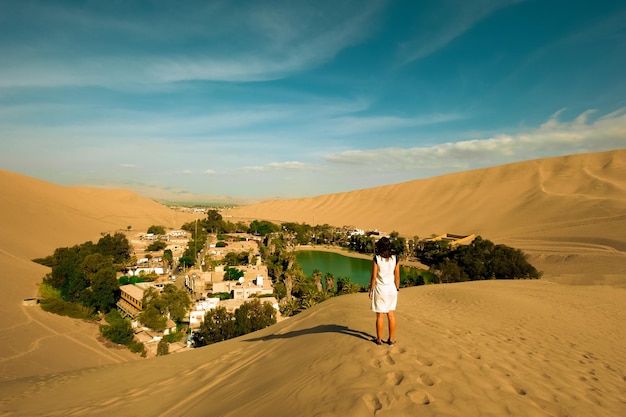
[325, 109, 626, 171]
[241, 161, 314, 172]
[204, 169, 215, 175]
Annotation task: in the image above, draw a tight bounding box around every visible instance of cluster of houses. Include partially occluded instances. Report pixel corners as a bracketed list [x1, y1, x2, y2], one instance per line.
[184, 263, 278, 330]
[116, 230, 278, 355]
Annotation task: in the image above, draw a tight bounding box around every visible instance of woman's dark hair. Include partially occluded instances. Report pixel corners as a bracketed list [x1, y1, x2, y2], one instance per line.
[375, 237, 392, 259]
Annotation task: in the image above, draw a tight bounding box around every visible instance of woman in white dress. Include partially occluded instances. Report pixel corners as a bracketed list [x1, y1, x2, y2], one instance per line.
[368, 237, 400, 346]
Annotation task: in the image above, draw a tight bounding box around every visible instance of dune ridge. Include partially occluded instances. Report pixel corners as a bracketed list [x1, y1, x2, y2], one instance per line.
[0, 150, 625, 416]
[226, 149, 626, 281]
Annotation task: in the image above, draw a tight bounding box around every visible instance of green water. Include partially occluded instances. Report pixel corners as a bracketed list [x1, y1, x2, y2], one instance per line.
[295, 250, 374, 287]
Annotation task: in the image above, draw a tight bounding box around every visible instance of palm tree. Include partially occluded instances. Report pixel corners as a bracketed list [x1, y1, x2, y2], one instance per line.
[312, 269, 323, 292]
[280, 299, 299, 317]
[278, 250, 296, 301]
[324, 272, 335, 293]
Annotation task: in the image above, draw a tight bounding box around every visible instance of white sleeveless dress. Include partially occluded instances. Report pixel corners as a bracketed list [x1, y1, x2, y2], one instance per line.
[371, 255, 398, 313]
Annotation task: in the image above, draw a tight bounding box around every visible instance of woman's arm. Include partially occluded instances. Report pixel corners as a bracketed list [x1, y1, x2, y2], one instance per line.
[369, 260, 378, 299]
[394, 257, 400, 290]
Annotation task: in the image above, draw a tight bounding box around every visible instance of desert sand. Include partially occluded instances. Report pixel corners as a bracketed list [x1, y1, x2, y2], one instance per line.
[0, 149, 625, 417]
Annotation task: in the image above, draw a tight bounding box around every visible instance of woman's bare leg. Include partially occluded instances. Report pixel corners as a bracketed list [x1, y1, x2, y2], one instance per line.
[376, 313, 384, 342]
[387, 310, 396, 343]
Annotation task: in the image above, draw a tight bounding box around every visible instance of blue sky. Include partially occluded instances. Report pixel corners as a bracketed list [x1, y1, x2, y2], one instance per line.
[1, 0, 625, 202]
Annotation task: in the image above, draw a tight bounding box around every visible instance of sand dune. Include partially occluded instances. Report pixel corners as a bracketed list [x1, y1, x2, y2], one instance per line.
[225, 149, 626, 283]
[0, 170, 202, 380]
[0, 150, 625, 417]
[1, 282, 625, 417]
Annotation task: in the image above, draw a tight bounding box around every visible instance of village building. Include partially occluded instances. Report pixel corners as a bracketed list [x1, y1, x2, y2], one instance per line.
[117, 284, 145, 318]
[184, 264, 272, 301]
[211, 275, 273, 300]
[187, 298, 220, 329]
[426, 233, 476, 246]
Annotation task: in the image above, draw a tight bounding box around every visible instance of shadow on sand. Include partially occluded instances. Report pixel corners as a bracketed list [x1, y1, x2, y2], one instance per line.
[245, 324, 374, 343]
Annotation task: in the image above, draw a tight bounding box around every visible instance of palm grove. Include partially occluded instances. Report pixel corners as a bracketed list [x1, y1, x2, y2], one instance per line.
[35, 209, 540, 352]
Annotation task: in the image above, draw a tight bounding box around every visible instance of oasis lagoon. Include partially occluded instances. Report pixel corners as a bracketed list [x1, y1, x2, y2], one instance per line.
[295, 250, 373, 287]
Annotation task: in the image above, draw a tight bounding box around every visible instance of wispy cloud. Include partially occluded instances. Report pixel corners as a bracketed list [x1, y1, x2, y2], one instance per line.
[325, 109, 626, 171]
[241, 161, 315, 172]
[0, 1, 385, 87]
[397, 0, 525, 64]
[327, 113, 464, 136]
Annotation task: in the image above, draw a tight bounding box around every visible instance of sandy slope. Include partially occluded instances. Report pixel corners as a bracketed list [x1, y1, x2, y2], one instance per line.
[0, 170, 202, 380]
[0, 150, 625, 417]
[0, 282, 624, 417]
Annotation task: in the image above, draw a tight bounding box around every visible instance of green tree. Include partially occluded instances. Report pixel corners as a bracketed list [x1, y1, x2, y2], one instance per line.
[223, 251, 249, 266]
[162, 249, 173, 272]
[147, 241, 167, 251]
[140, 288, 167, 331]
[147, 225, 166, 235]
[100, 310, 134, 345]
[489, 244, 541, 279]
[140, 285, 191, 331]
[96, 232, 131, 266]
[161, 284, 191, 323]
[415, 240, 451, 267]
[56, 252, 117, 312]
[157, 339, 169, 356]
[43, 245, 90, 296]
[438, 259, 465, 283]
[279, 299, 299, 317]
[193, 306, 237, 347]
[234, 299, 277, 335]
[205, 210, 224, 233]
[281, 222, 313, 245]
[178, 256, 194, 268]
[349, 234, 376, 254]
[65, 266, 88, 304]
[401, 266, 425, 287]
[249, 220, 280, 236]
[336, 276, 360, 294]
[224, 267, 244, 281]
[88, 266, 119, 312]
[390, 233, 407, 258]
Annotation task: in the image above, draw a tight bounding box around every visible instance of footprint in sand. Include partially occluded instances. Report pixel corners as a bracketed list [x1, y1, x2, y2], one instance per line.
[406, 389, 433, 405]
[362, 393, 382, 413]
[362, 392, 393, 413]
[372, 352, 396, 368]
[417, 373, 437, 387]
[387, 371, 404, 386]
[415, 355, 434, 367]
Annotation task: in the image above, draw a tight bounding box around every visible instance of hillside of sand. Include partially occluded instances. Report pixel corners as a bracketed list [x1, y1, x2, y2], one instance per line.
[225, 149, 626, 285]
[0, 170, 203, 380]
[0, 150, 625, 417]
